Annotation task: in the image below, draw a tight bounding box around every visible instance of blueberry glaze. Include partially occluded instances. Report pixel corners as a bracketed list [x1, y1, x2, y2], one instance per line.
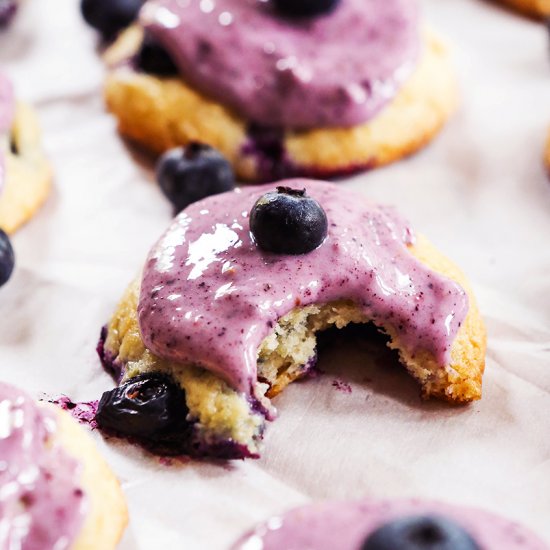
[138, 179, 468, 394]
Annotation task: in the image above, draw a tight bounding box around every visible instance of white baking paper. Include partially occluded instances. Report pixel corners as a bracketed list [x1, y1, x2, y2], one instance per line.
[1, 0, 549, 548]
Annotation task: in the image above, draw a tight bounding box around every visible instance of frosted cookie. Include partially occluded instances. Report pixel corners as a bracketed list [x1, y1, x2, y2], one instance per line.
[495, 0, 550, 17]
[100, 0, 458, 182]
[0, 382, 128, 549]
[0, 73, 52, 234]
[95, 179, 486, 459]
[232, 498, 548, 549]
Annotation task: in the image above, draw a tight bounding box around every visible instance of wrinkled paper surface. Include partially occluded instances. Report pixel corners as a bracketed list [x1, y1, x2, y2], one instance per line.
[1, 0, 549, 547]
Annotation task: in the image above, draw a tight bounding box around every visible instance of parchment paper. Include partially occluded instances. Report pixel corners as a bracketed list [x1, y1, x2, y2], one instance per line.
[1, 1, 549, 548]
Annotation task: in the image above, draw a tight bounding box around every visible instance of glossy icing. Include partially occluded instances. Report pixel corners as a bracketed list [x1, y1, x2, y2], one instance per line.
[0, 383, 87, 550]
[232, 499, 549, 549]
[0, 72, 14, 194]
[138, 180, 468, 395]
[141, 0, 420, 129]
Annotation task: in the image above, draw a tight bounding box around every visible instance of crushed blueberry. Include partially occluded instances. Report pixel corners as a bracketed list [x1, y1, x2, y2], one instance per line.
[273, 0, 340, 18]
[96, 373, 191, 448]
[136, 35, 178, 76]
[249, 186, 328, 255]
[0, 229, 15, 287]
[156, 143, 235, 214]
[80, 0, 145, 40]
[361, 515, 480, 550]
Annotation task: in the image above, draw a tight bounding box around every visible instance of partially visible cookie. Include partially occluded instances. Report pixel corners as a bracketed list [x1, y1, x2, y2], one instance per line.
[232, 498, 548, 550]
[0, 382, 128, 550]
[104, 27, 458, 182]
[496, 0, 550, 17]
[54, 404, 129, 550]
[0, 101, 52, 234]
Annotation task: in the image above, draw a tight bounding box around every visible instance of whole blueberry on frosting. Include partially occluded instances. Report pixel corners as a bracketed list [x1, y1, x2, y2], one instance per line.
[136, 35, 178, 76]
[156, 143, 235, 213]
[81, 0, 145, 39]
[362, 515, 480, 550]
[273, 0, 341, 17]
[250, 186, 328, 255]
[96, 373, 190, 445]
[0, 228, 15, 287]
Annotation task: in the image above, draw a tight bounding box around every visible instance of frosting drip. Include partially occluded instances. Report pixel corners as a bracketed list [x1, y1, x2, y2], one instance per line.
[0, 72, 14, 196]
[138, 180, 468, 394]
[0, 383, 87, 550]
[232, 499, 549, 549]
[141, 0, 420, 129]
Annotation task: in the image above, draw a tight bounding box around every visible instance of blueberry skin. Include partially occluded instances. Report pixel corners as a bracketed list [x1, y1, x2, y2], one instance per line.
[0, 229, 15, 287]
[273, 0, 340, 18]
[96, 373, 189, 441]
[80, 0, 145, 40]
[361, 515, 480, 550]
[249, 187, 328, 255]
[156, 143, 235, 214]
[136, 35, 179, 76]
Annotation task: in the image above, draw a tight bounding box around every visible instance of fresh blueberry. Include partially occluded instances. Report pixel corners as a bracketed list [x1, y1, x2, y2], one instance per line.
[0, 0, 17, 27]
[80, 0, 145, 40]
[361, 515, 480, 550]
[0, 229, 15, 287]
[156, 143, 235, 213]
[96, 373, 190, 441]
[249, 186, 328, 255]
[273, 0, 340, 18]
[136, 35, 178, 76]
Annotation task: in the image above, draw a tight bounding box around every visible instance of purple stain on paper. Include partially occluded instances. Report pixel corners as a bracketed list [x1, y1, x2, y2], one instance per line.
[49, 396, 99, 429]
[332, 378, 352, 394]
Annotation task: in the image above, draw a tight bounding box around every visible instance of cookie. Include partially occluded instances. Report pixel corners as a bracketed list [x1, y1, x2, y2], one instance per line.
[496, 0, 550, 17]
[232, 498, 548, 549]
[102, 0, 458, 182]
[0, 382, 128, 549]
[96, 180, 486, 459]
[0, 100, 52, 234]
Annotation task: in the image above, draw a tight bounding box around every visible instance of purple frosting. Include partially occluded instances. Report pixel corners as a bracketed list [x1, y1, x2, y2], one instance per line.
[232, 499, 549, 550]
[0, 383, 87, 550]
[141, 0, 420, 129]
[138, 180, 468, 395]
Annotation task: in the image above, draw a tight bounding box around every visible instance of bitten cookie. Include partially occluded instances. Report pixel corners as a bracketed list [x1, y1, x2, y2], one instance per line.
[96, 180, 486, 460]
[0, 74, 52, 234]
[232, 498, 548, 549]
[0, 382, 128, 549]
[102, 0, 458, 182]
[495, 0, 550, 17]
